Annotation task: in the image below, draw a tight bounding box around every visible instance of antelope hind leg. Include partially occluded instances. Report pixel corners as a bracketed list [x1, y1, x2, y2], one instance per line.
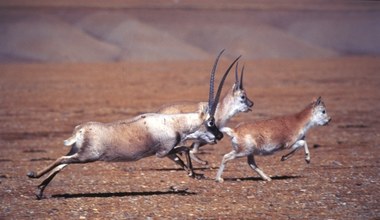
[36, 164, 68, 199]
[248, 154, 272, 181]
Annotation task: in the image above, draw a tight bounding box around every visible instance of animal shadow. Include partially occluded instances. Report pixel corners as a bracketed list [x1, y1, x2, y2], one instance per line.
[51, 188, 196, 199]
[224, 175, 302, 182]
[146, 167, 209, 172]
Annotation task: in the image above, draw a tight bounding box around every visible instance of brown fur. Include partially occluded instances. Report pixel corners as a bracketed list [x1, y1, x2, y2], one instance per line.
[216, 97, 331, 182]
[235, 104, 313, 153]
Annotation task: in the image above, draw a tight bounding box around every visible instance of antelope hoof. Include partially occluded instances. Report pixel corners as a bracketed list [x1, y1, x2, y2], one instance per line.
[199, 160, 208, 166]
[305, 154, 311, 163]
[35, 193, 43, 200]
[263, 176, 272, 182]
[27, 171, 37, 178]
[35, 184, 48, 200]
[190, 172, 205, 180]
[281, 156, 287, 161]
[195, 173, 205, 180]
[215, 177, 224, 183]
[35, 189, 44, 200]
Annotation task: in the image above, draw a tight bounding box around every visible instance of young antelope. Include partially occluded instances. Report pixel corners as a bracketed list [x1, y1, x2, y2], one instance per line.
[216, 97, 331, 182]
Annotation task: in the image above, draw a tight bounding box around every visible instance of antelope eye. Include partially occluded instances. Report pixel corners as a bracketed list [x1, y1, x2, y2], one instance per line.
[241, 95, 245, 100]
[207, 120, 215, 127]
[322, 110, 326, 114]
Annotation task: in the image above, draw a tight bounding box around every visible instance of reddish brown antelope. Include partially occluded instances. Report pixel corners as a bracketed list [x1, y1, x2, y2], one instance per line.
[158, 53, 253, 166]
[216, 97, 331, 182]
[27, 51, 238, 199]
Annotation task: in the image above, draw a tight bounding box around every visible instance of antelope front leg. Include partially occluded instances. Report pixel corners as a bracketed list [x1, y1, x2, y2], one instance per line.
[169, 146, 204, 179]
[167, 154, 188, 170]
[215, 150, 237, 182]
[189, 153, 208, 165]
[281, 140, 310, 163]
[303, 141, 311, 163]
[189, 142, 208, 165]
[182, 147, 205, 179]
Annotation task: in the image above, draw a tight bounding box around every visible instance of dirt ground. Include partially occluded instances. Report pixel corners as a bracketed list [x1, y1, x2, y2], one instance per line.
[0, 57, 379, 219]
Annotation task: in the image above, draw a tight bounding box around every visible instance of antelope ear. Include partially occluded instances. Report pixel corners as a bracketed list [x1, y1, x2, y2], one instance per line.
[314, 96, 322, 106]
[197, 103, 206, 114]
[232, 83, 238, 93]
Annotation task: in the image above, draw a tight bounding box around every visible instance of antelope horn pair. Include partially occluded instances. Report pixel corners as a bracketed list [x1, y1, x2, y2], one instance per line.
[234, 60, 245, 90]
[208, 50, 242, 122]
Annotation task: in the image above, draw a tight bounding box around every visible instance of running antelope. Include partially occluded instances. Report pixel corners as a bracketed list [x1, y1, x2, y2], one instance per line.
[27, 52, 237, 199]
[216, 97, 331, 182]
[158, 55, 253, 165]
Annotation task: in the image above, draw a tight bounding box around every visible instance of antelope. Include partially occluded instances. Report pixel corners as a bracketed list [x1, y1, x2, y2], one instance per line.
[216, 97, 331, 182]
[158, 54, 253, 166]
[27, 51, 239, 199]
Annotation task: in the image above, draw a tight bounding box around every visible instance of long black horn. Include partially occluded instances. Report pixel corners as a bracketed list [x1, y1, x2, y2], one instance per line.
[208, 49, 225, 111]
[240, 65, 245, 90]
[235, 61, 239, 88]
[210, 55, 241, 116]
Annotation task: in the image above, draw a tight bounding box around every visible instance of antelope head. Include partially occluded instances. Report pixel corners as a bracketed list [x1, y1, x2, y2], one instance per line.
[205, 50, 241, 140]
[311, 96, 331, 126]
[202, 50, 241, 141]
[232, 62, 254, 112]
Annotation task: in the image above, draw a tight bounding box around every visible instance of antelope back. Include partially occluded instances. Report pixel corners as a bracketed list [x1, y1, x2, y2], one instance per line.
[157, 102, 202, 114]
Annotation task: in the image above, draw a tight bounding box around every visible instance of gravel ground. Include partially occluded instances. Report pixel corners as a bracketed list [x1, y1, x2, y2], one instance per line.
[0, 57, 379, 219]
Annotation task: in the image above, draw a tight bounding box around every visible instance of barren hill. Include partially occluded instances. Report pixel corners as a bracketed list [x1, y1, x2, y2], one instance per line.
[0, 1, 379, 62]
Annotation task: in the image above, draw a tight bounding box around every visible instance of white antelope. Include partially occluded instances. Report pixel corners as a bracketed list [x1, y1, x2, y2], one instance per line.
[158, 53, 253, 166]
[216, 97, 331, 182]
[27, 51, 237, 199]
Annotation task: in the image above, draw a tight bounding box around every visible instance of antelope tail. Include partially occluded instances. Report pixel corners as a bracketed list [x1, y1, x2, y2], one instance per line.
[63, 135, 76, 146]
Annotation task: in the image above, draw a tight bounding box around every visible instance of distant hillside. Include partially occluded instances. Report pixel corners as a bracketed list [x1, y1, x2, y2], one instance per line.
[0, 5, 379, 63]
